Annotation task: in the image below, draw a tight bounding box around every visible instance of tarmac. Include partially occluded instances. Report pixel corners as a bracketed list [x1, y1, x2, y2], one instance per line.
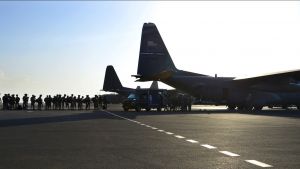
[0, 104, 300, 169]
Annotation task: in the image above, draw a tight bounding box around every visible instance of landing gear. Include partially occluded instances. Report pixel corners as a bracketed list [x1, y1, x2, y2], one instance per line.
[227, 105, 236, 111]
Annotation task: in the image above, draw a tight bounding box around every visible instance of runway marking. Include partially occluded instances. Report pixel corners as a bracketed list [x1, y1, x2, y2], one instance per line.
[219, 151, 240, 157]
[174, 135, 185, 139]
[104, 111, 274, 168]
[186, 139, 199, 143]
[245, 160, 273, 168]
[201, 144, 217, 149]
[165, 132, 174, 135]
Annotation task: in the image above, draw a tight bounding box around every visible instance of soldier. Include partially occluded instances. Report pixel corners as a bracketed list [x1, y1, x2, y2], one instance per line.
[92, 95, 98, 110]
[72, 96, 77, 110]
[23, 94, 29, 110]
[2, 94, 8, 110]
[70, 94, 74, 110]
[102, 95, 107, 110]
[10, 94, 16, 110]
[15, 94, 20, 109]
[30, 95, 36, 110]
[77, 95, 82, 110]
[36, 95, 43, 110]
[62, 94, 66, 110]
[84, 95, 91, 110]
[65, 96, 70, 110]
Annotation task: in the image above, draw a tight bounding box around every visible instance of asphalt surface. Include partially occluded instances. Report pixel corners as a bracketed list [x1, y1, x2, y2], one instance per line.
[0, 105, 300, 169]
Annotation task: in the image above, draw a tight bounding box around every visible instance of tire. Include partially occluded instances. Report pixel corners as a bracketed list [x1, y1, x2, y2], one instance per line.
[227, 105, 236, 111]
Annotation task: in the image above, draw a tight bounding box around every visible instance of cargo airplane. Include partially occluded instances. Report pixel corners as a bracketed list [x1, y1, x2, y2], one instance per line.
[103, 65, 160, 96]
[133, 23, 300, 111]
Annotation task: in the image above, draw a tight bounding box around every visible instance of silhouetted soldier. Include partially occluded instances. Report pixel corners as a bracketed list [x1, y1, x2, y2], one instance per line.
[98, 95, 103, 109]
[102, 96, 107, 110]
[10, 94, 16, 110]
[15, 94, 20, 109]
[92, 95, 99, 110]
[70, 94, 75, 110]
[23, 94, 29, 110]
[84, 95, 91, 110]
[77, 95, 82, 110]
[2, 94, 8, 110]
[36, 95, 43, 110]
[30, 95, 36, 110]
[44, 95, 51, 110]
[65, 96, 70, 109]
[62, 94, 66, 110]
[48, 95, 53, 110]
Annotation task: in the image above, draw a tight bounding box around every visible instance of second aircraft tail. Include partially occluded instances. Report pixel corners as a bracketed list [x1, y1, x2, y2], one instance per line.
[103, 65, 123, 92]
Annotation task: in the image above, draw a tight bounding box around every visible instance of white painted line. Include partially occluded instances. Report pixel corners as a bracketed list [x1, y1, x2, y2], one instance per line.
[246, 160, 273, 168]
[151, 127, 157, 130]
[157, 130, 164, 132]
[186, 139, 199, 143]
[201, 144, 217, 149]
[140, 124, 145, 126]
[174, 135, 185, 139]
[219, 151, 240, 157]
[165, 132, 174, 135]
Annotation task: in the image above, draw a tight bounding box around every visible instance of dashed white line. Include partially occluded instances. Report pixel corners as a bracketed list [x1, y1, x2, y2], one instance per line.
[165, 132, 174, 135]
[186, 139, 199, 143]
[174, 135, 185, 139]
[219, 151, 240, 157]
[201, 144, 217, 149]
[104, 111, 273, 167]
[245, 160, 273, 168]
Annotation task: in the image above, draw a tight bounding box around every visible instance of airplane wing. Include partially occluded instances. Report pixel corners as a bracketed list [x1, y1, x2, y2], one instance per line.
[233, 69, 300, 86]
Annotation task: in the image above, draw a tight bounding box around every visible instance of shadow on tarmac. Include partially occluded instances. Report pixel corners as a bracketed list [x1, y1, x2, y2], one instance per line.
[111, 109, 300, 119]
[1, 109, 299, 128]
[0, 111, 122, 128]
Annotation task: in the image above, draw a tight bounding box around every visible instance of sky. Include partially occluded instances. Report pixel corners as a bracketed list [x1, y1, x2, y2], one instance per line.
[0, 1, 300, 97]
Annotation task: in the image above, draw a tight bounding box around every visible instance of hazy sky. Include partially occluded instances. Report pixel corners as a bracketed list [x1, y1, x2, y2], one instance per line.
[0, 1, 299, 96]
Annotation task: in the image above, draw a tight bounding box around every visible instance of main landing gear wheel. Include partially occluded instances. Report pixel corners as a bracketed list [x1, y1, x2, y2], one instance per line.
[227, 105, 236, 111]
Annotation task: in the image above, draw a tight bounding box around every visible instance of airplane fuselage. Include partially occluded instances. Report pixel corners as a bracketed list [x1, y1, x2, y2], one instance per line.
[162, 70, 300, 108]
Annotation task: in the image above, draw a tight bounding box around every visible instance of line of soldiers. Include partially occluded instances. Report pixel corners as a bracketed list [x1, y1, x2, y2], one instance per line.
[1, 94, 107, 111]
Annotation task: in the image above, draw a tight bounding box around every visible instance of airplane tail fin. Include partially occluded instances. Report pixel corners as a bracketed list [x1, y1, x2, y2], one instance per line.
[134, 23, 177, 81]
[103, 65, 123, 92]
